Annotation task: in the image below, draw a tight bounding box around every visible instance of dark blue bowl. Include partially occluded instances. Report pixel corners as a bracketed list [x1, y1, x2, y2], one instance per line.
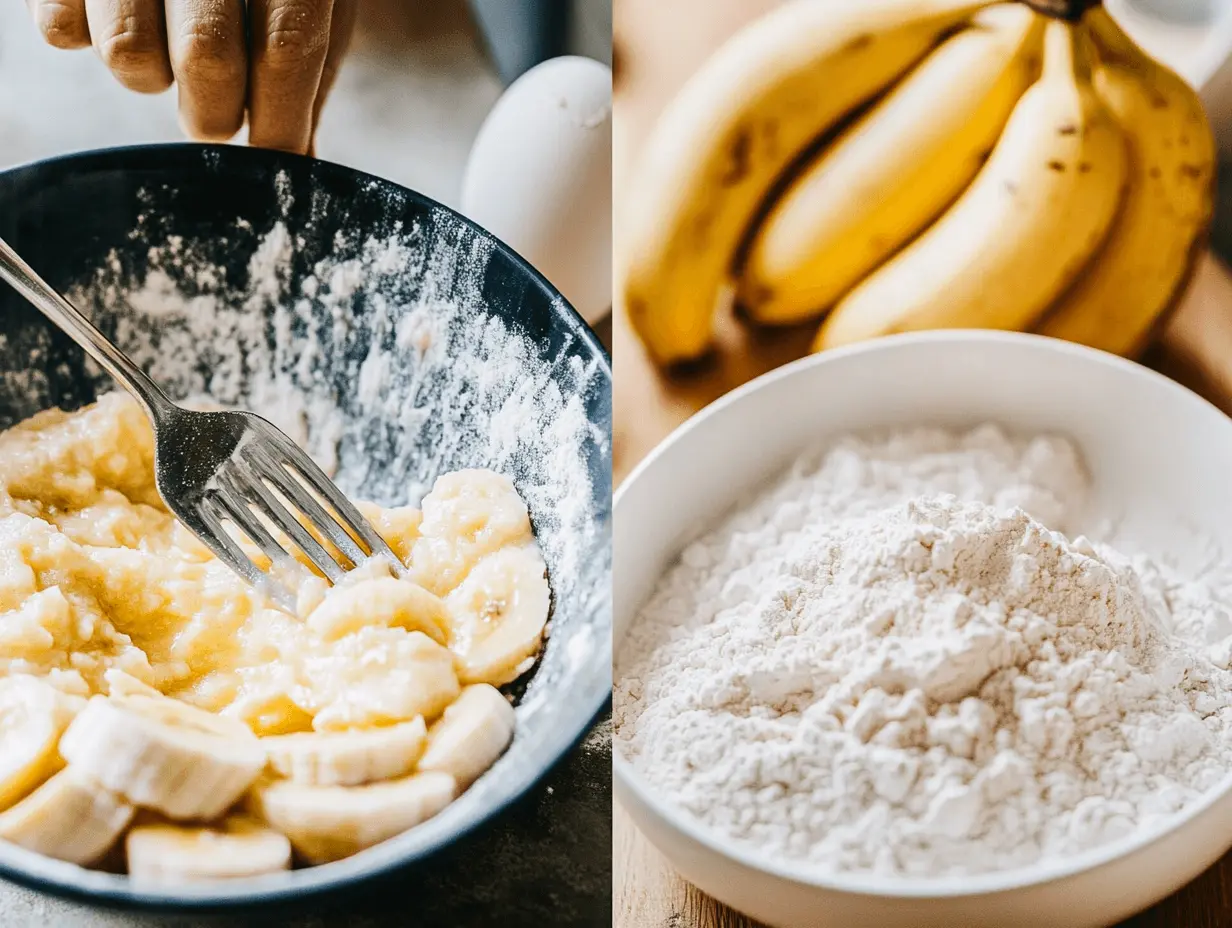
[0, 143, 611, 909]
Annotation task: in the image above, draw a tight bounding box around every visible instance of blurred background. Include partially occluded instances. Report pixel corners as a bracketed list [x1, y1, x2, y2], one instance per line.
[0, 0, 611, 208]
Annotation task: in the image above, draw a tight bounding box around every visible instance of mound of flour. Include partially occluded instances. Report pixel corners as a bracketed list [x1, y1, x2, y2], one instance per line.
[614, 426, 1232, 877]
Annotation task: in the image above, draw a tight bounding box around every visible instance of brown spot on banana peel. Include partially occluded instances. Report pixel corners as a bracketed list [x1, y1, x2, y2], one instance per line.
[627, 296, 649, 326]
[842, 33, 874, 54]
[1079, 162, 1093, 173]
[719, 126, 754, 187]
[691, 208, 717, 248]
[1048, 160, 1066, 172]
[740, 282, 775, 312]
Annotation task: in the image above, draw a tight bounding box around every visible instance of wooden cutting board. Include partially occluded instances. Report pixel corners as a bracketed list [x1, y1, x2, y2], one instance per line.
[612, 2, 1232, 925]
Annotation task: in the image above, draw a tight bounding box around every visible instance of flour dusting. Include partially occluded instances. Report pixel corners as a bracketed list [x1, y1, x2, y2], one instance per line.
[64, 192, 604, 621]
[615, 426, 1232, 877]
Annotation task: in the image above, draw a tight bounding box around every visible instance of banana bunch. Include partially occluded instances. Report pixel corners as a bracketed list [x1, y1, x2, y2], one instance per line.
[621, 0, 1215, 365]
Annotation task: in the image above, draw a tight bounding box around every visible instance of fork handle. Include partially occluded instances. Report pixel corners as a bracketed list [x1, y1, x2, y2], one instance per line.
[0, 236, 174, 421]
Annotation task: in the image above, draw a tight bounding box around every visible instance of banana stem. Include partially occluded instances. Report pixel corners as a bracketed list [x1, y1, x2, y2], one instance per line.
[1019, 0, 1101, 21]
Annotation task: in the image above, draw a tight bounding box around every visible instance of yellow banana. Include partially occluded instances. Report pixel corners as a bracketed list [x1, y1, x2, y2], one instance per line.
[740, 4, 1044, 325]
[1036, 7, 1215, 356]
[817, 21, 1128, 350]
[620, 0, 994, 364]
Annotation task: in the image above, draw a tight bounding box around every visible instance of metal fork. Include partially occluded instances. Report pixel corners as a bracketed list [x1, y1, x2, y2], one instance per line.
[0, 236, 404, 606]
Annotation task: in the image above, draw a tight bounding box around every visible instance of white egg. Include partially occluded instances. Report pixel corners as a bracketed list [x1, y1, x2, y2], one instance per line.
[461, 56, 612, 326]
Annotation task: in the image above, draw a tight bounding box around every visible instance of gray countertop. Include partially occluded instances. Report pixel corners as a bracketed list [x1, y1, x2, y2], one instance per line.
[0, 2, 612, 924]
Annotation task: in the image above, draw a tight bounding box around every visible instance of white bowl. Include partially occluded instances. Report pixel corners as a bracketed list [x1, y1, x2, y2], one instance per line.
[613, 331, 1232, 928]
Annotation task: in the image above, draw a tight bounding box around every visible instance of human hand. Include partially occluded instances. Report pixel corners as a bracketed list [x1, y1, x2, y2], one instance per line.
[26, 0, 359, 154]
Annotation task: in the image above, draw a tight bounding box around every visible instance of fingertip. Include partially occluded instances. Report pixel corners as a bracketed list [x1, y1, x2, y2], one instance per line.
[246, 124, 311, 155]
[176, 100, 244, 144]
[36, 0, 90, 49]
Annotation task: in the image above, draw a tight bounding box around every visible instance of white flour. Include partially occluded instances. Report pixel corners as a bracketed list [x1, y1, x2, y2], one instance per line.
[614, 426, 1232, 877]
[63, 192, 605, 622]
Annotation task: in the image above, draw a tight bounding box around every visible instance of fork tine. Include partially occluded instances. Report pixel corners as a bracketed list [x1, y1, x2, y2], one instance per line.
[211, 472, 306, 576]
[242, 447, 369, 567]
[259, 435, 404, 572]
[226, 460, 348, 583]
[195, 493, 280, 594]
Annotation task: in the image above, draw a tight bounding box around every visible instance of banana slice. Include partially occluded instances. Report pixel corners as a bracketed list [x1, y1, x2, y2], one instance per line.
[446, 545, 551, 685]
[306, 578, 451, 645]
[248, 771, 456, 864]
[103, 668, 165, 700]
[0, 767, 133, 865]
[356, 502, 423, 565]
[0, 676, 81, 812]
[410, 470, 535, 595]
[304, 629, 461, 731]
[418, 685, 515, 789]
[59, 694, 265, 820]
[126, 815, 292, 882]
[262, 717, 428, 786]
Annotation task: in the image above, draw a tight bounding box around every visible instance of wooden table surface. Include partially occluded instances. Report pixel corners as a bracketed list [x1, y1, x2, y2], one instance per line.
[612, 2, 1232, 924]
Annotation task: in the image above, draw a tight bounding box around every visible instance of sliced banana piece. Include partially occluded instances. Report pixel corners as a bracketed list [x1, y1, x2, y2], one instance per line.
[126, 815, 292, 882]
[410, 470, 534, 595]
[307, 578, 451, 645]
[418, 685, 515, 789]
[262, 717, 428, 786]
[59, 694, 265, 820]
[103, 668, 165, 700]
[248, 771, 456, 864]
[356, 501, 423, 565]
[0, 676, 81, 812]
[304, 629, 461, 731]
[446, 545, 551, 685]
[0, 767, 133, 865]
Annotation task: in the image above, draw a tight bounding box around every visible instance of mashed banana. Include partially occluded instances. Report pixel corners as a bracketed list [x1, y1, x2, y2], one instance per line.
[0, 393, 550, 737]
